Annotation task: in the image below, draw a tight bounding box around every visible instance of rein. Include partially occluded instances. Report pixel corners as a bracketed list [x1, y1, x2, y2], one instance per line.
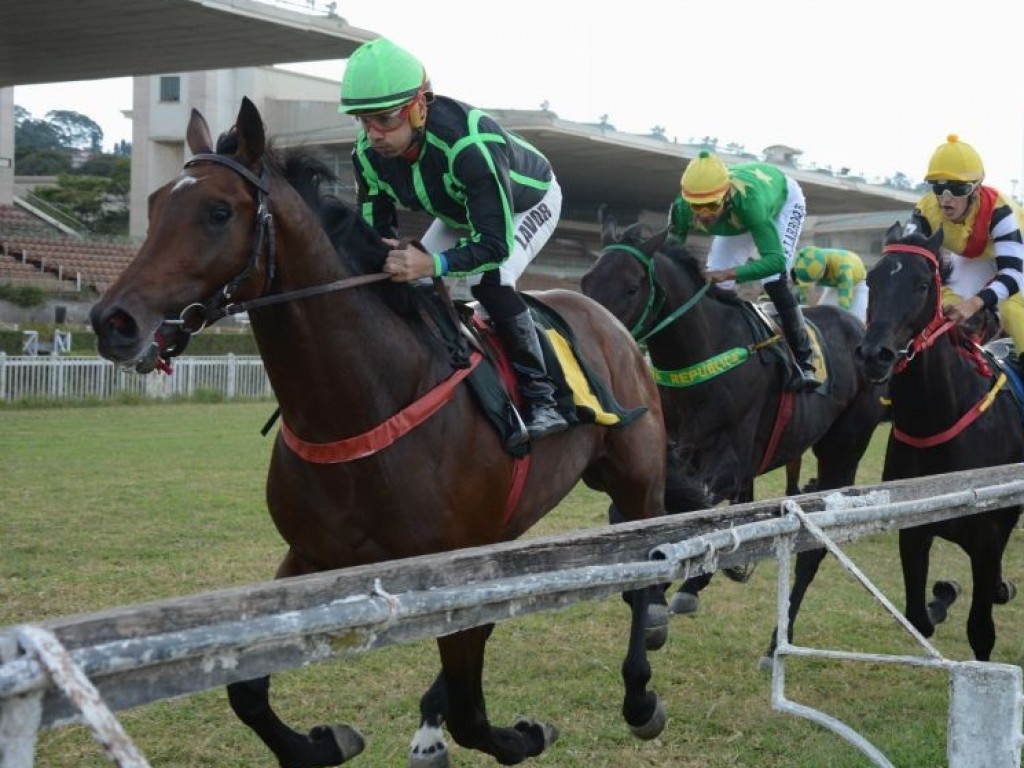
[882, 242, 1002, 446]
[597, 242, 710, 342]
[164, 152, 391, 336]
[880, 244, 955, 374]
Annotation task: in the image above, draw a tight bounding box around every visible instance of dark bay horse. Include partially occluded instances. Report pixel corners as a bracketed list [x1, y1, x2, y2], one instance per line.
[581, 222, 885, 658]
[856, 224, 1022, 661]
[89, 98, 671, 767]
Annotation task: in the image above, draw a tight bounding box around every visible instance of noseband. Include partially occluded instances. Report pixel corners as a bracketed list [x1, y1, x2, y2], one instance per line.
[164, 152, 388, 337]
[878, 243, 955, 374]
[598, 242, 709, 344]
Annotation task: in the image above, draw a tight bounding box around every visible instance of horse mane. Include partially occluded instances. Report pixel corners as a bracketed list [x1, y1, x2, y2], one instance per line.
[213, 129, 390, 277]
[659, 237, 746, 308]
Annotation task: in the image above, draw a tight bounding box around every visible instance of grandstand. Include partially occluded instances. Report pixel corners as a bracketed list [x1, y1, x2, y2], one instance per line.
[0, 204, 136, 295]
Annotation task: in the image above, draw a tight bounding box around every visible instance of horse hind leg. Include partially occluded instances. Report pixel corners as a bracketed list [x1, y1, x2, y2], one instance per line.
[619, 585, 667, 739]
[227, 676, 364, 768]
[433, 624, 558, 765]
[606, 501, 671, 651]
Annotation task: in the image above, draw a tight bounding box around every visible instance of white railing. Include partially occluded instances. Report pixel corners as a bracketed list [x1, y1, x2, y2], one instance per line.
[0, 354, 273, 402]
[2, 465, 1024, 767]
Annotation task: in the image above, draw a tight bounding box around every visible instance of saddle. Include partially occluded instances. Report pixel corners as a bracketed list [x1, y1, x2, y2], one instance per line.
[749, 301, 831, 394]
[415, 284, 646, 456]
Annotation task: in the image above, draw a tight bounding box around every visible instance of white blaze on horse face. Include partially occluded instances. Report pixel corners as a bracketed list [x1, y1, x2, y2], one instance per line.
[889, 260, 903, 276]
[171, 175, 202, 194]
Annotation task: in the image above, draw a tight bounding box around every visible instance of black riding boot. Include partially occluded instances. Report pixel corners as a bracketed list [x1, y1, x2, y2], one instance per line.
[494, 311, 570, 441]
[764, 280, 822, 391]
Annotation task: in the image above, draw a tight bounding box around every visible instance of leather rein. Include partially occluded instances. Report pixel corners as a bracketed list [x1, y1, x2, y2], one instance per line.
[880, 243, 1005, 447]
[163, 152, 389, 338]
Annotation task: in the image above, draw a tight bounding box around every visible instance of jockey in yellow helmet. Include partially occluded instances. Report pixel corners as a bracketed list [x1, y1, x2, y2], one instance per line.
[905, 135, 1024, 360]
[669, 151, 821, 390]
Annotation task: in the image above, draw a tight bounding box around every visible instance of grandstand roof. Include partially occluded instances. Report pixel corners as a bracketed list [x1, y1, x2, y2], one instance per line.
[0, 0, 376, 87]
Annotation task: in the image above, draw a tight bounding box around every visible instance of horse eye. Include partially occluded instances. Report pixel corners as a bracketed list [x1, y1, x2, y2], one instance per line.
[208, 204, 232, 226]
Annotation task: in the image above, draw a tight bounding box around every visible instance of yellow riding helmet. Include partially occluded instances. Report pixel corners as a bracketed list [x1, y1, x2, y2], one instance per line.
[793, 248, 827, 284]
[681, 151, 731, 205]
[924, 134, 985, 182]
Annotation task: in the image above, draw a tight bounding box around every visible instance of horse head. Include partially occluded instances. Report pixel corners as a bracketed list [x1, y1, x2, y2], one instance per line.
[90, 97, 330, 369]
[855, 221, 946, 383]
[581, 216, 670, 339]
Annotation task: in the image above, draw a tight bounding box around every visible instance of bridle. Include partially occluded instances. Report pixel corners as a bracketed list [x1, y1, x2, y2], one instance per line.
[597, 241, 709, 344]
[878, 243, 956, 375]
[159, 152, 389, 340]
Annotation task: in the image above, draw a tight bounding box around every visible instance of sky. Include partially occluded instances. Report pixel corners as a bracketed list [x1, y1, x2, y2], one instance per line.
[12, 0, 1024, 197]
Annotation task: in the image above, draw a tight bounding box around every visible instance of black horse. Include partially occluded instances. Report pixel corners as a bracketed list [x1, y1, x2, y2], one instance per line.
[856, 223, 1022, 660]
[581, 221, 886, 660]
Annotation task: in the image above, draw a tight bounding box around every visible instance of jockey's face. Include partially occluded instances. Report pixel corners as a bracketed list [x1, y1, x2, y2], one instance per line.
[691, 195, 727, 227]
[931, 180, 976, 223]
[356, 100, 421, 159]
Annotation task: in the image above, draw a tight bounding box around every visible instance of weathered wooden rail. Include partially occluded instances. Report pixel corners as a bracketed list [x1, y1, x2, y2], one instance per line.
[2, 464, 1024, 767]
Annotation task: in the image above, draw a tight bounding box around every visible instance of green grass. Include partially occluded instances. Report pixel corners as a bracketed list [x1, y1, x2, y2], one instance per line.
[2, 403, 1022, 767]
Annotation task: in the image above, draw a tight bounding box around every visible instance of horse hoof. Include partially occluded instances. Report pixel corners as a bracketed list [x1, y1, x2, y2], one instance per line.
[932, 579, 961, 603]
[669, 592, 699, 615]
[996, 580, 1017, 605]
[645, 603, 669, 650]
[513, 716, 559, 754]
[408, 748, 450, 768]
[628, 695, 666, 740]
[723, 562, 756, 583]
[311, 724, 365, 764]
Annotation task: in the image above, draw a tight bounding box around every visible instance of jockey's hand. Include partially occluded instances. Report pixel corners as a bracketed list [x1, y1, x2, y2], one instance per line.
[384, 242, 435, 282]
[943, 295, 984, 324]
[703, 267, 736, 284]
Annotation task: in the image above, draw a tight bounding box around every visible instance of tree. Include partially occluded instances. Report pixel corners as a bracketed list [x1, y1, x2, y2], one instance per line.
[14, 148, 71, 175]
[45, 110, 104, 153]
[15, 117, 64, 152]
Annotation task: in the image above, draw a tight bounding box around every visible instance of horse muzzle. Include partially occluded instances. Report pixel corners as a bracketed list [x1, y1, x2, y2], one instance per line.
[854, 342, 895, 385]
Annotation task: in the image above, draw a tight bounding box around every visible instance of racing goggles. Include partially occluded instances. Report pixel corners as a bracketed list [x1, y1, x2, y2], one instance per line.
[354, 100, 417, 134]
[690, 198, 726, 215]
[930, 180, 975, 198]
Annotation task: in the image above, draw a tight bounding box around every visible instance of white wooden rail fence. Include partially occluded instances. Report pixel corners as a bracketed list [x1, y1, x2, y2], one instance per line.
[0, 354, 273, 401]
[2, 465, 1024, 768]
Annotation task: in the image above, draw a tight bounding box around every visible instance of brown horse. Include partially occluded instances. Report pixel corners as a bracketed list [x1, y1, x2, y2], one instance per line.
[89, 98, 670, 767]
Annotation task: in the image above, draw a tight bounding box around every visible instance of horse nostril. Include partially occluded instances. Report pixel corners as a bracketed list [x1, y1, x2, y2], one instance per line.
[94, 307, 140, 343]
[877, 348, 897, 366]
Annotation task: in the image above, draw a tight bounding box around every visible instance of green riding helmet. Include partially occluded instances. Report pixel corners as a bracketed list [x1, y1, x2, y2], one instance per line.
[339, 38, 432, 114]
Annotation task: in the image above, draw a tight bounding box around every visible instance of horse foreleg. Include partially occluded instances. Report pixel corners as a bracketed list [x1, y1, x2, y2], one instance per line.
[760, 548, 827, 667]
[900, 528, 935, 638]
[621, 587, 666, 740]
[227, 676, 364, 768]
[965, 534, 1005, 661]
[409, 672, 449, 768]
[436, 624, 557, 765]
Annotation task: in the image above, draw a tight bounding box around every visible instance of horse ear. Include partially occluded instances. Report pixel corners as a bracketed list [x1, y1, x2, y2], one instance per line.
[599, 205, 618, 246]
[645, 227, 668, 255]
[926, 225, 945, 254]
[883, 221, 903, 246]
[186, 109, 213, 155]
[234, 97, 267, 163]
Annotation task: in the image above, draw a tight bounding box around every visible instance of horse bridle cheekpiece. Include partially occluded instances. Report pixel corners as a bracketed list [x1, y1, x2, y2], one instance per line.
[879, 243, 955, 373]
[175, 152, 277, 334]
[155, 152, 390, 366]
